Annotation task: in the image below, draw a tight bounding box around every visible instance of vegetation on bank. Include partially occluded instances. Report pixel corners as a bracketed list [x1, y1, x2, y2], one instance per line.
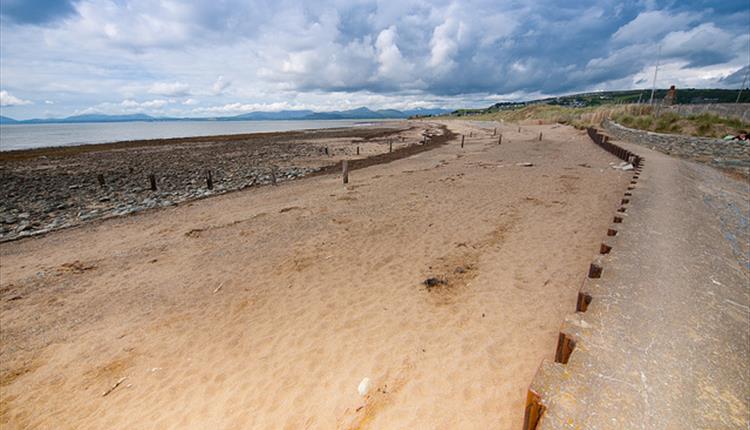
[439, 104, 649, 128]
[438, 103, 750, 139]
[612, 112, 750, 139]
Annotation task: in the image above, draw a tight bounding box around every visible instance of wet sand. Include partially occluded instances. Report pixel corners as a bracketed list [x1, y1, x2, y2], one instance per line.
[0, 121, 631, 429]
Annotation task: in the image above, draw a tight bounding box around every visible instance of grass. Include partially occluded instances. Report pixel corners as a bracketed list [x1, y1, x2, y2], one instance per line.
[611, 111, 750, 138]
[440, 103, 750, 139]
[438, 104, 654, 129]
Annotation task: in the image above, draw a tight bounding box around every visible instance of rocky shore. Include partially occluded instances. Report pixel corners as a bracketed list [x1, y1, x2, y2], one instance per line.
[0, 123, 439, 241]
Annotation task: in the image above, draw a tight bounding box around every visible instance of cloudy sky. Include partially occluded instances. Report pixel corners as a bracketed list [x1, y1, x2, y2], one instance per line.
[0, 0, 748, 119]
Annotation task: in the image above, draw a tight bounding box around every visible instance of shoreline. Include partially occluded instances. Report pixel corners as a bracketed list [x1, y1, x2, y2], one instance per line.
[0, 122, 448, 242]
[0, 121, 406, 162]
[0, 118, 400, 154]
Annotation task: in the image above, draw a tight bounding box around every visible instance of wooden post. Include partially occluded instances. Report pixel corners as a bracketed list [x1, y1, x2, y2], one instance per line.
[389, 140, 393, 153]
[469, 131, 473, 137]
[498, 134, 502, 145]
[97, 174, 105, 188]
[523, 390, 545, 430]
[205, 169, 213, 190]
[271, 168, 277, 185]
[539, 132, 543, 141]
[461, 135, 465, 148]
[325, 147, 329, 156]
[149, 174, 157, 191]
[493, 127, 497, 136]
[356, 146, 360, 155]
[342, 160, 349, 184]
[518, 126, 521, 133]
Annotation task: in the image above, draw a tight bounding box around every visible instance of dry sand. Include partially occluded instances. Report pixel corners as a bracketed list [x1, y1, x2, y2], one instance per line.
[0, 121, 631, 429]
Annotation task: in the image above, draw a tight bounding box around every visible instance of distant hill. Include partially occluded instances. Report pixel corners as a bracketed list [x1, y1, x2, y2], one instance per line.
[451, 88, 750, 116]
[0, 115, 18, 124]
[303, 107, 406, 120]
[62, 113, 157, 123]
[17, 113, 159, 124]
[0, 107, 453, 125]
[403, 108, 455, 117]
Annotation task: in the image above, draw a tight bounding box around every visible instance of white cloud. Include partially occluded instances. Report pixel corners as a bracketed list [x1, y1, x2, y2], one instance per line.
[148, 82, 190, 96]
[192, 101, 299, 115]
[121, 99, 169, 109]
[660, 23, 735, 60]
[375, 26, 412, 81]
[210, 75, 231, 95]
[0, 90, 32, 106]
[429, 18, 461, 74]
[613, 10, 697, 44]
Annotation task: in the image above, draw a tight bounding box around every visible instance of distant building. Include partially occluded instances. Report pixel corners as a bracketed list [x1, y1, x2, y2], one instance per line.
[664, 85, 677, 105]
[690, 97, 720, 104]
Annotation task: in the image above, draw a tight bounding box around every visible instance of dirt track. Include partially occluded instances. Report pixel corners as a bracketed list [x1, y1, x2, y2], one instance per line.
[0, 121, 631, 429]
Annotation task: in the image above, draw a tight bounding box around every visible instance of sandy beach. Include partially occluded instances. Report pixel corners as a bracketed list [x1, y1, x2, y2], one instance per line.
[0, 121, 631, 429]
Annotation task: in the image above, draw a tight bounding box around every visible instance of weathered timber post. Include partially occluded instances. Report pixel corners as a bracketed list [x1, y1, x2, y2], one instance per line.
[271, 167, 277, 185]
[97, 174, 105, 188]
[498, 134, 502, 145]
[342, 160, 349, 184]
[539, 132, 543, 141]
[148, 174, 157, 191]
[461, 135, 465, 148]
[356, 146, 360, 156]
[389, 140, 393, 153]
[205, 169, 213, 190]
[493, 127, 497, 136]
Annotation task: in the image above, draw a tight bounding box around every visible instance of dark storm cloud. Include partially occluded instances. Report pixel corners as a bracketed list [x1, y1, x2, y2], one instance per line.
[1, 0, 79, 25]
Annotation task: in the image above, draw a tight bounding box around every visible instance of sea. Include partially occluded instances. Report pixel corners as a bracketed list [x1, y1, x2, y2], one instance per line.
[0, 119, 392, 151]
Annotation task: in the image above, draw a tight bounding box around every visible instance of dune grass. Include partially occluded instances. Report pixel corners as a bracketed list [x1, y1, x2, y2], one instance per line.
[440, 104, 749, 138]
[612, 111, 750, 138]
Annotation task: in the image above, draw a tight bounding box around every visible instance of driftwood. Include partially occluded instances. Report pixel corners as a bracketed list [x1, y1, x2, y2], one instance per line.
[102, 377, 127, 397]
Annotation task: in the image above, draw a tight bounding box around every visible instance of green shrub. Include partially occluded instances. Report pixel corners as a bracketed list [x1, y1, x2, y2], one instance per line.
[633, 116, 653, 129]
[697, 123, 712, 136]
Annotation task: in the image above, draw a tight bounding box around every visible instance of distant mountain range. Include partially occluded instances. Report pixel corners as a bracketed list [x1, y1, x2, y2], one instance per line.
[0, 107, 451, 125]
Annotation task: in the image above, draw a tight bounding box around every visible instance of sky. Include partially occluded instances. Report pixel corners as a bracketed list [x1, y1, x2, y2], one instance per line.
[0, 0, 748, 119]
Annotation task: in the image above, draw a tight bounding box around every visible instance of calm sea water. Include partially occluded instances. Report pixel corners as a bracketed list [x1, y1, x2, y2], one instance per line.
[0, 119, 391, 151]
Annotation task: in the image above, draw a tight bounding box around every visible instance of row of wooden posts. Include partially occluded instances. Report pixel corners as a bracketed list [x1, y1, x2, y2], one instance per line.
[93, 139, 398, 191]
[106, 130, 546, 189]
[94, 168, 259, 192]
[459, 127, 543, 149]
[326, 140, 395, 157]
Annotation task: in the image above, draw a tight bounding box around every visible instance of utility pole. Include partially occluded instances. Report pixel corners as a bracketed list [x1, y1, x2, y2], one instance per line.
[738, 30, 750, 103]
[737, 66, 749, 103]
[649, 45, 662, 106]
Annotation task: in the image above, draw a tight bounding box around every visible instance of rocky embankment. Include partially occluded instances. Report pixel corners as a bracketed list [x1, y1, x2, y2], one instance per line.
[602, 119, 749, 175]
[0, 124, 436, 241]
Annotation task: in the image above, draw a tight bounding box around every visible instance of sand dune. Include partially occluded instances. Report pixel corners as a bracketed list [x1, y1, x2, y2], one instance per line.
[0, 121, 631, 429]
